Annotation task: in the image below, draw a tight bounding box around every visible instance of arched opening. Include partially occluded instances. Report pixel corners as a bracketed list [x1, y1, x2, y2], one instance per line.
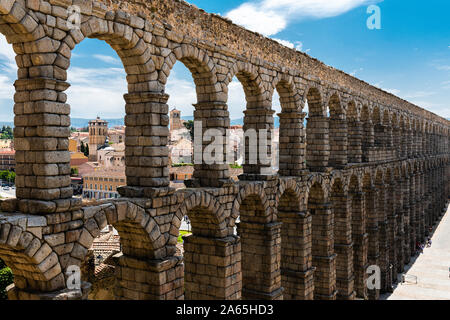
[373, 106, 383, 149]
[0, 225, 66, 299]
[361, 105, 373, 162]
[79, 202, 181, 300]
[166, 61, 196, 189]
[328, 94, 347, 168]
[225, 75, 253, 179]
[65, 38, 127, 200]
[164, 49, 229, 188]
[0, 33, 16, 197]
[330, 178, 354, 299]
[347, 101, 362, 163]
[237, 189, 282, 300]
[231, 68, 273, 176]
[382, 110, 392, 150]
[278, 187, 313, 299]
[391, 113, 400, 159]
[305, 88, 329, 170]
[275, 80, 305, 176]
[307, 180, 336, 300]
[81, 224, 121, 300]
[179, 192, 239, 300]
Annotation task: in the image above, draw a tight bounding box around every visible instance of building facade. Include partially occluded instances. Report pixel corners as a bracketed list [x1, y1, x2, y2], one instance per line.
[82, 169, 126, 200]
[0, 150, 15, 171]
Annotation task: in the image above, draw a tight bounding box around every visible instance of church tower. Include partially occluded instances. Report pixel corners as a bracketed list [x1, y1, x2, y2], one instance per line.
[88, 117, 108, 161]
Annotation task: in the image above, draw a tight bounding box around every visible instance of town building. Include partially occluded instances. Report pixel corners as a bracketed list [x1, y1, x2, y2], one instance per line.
[169, 108, 185, 130]
[88, 117, 108, 161]
[169, 137, 192, 164]
[82, 169, 126, 200]
[0, 149, 15, 171]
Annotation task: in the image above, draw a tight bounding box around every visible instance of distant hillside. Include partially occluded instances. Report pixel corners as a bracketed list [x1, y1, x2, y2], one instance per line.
[182, 116, 281, 128]
[70, 118, 124, 128]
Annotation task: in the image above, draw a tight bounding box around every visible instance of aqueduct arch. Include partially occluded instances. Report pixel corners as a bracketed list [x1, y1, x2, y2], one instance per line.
[0, 0, 448, 300]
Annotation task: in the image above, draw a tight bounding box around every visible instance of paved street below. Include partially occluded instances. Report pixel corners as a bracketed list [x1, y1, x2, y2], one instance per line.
[382, 203, 450, 300]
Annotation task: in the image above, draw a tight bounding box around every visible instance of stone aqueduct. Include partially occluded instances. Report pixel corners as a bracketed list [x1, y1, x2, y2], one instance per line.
[0, 0, 449, 300]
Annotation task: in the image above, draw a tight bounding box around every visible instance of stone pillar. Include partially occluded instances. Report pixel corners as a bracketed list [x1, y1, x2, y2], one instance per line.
[386, 125, 393, 148]
[396, 179, 405, 274]
[113, 253, 184, 300]
[193, 101, 231, 186]
[310, 203, 337, 300]
[14, 78, 73, 203]
[184, 235, 241, 300]
[387, 182, 397, 287]
[393, 127, 401, 159]
[306, 116, 330, 171]
[329, 117, 348, 168]
[401, 128, 408, 159]
[278, 111, 306, 176]
[413, 130, 419, 157]
[351, 192, 368, 299]
[418, 131, 423, 156]
[238, 222, 283, 300]
[419, 173, 426, 240]
[280, 211, 314, 300]
[402, 177, 412, 260]
[409, 175, 417, 256]
[365, 186, 379, 300]
[374, 123, 385, 149]
[124, 92, 170, 190]
[407, 129, 414, 158]
[375, 183, 389, 293]
[243, 108, 275, 176]
[362, 120, 374, 162]
[333, 193, 354, 300]
[347, 120, 363, 163]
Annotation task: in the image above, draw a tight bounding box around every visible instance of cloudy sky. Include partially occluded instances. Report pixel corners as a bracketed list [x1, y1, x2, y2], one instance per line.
[0, 0, 449, 122]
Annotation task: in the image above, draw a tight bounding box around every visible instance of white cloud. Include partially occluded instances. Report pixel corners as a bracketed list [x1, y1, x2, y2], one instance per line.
[410, 100, 450, 118]
[93, 54, 121, 65]
[272, 39, 305, 52]
[66, 66, 127, 118]
[373, 82, 400, 96]
[272, 38, 294, 49]
[227, 3, 287, 36]
[350, 67, 364, 76]
[226, 0, 380, 36]
[403, 91, 436, 99]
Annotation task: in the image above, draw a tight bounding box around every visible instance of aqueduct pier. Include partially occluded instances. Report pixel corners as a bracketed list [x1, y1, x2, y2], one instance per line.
[0, 0, 449, 300]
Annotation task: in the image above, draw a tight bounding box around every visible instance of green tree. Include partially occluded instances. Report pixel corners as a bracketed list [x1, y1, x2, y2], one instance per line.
[0, 126, 13, 140]
[70, 167, 79, 176]
[84, 144, 89, 157]
[0, 171, 15, 184]
[183, 120, 195, 141]
[0, 258, 13, 300]
[80, 142, 85, 154]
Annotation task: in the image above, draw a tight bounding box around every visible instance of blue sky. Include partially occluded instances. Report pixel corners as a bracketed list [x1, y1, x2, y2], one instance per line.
[0, 0, 449, 122]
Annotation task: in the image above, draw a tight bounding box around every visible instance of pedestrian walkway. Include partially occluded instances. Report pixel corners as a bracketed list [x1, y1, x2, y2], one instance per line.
[381, 204, 450, 300]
